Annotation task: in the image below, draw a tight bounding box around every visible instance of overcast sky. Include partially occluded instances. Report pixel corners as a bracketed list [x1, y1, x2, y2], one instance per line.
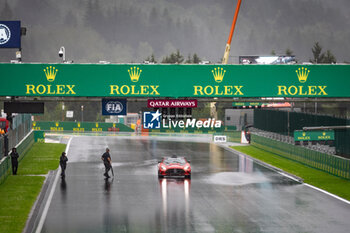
[0, 0, 349, 63]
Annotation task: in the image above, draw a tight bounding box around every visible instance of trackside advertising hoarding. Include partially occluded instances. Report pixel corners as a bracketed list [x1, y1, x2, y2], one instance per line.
[0, 64, 350, 98]
[294, 130, 335, 141]
[32, 121, 133, 132]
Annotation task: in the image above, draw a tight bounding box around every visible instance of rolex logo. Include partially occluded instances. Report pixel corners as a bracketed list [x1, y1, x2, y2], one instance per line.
[296, 67, 310, 83]
[33, 122, 36, 127]
[55, 122, 59, 127]
[128, 66, 142, 82]
[77, 122, 81, 127]
[302, 132, 306, 136]
[323, 132, 326, 136]
[96, 123, 99, 128]
[44, 66, 58, 82]
[212, 67, 226, 83]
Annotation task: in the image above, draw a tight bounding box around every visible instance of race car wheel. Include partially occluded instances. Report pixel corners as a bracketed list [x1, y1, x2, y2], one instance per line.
[158, 174, 164, 178]
[185, 175, 191, 179]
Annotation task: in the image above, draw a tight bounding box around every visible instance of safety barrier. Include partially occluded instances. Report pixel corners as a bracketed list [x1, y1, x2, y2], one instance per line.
[0, 130, 35, 185]
[220, 131, 241, 143]
[251, 134, 350, 179]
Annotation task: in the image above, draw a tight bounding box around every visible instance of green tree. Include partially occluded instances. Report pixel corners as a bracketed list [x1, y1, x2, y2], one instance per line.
[271, 50, 276, 55]
[310, 42, 324, 63]
[285, 48, 293, 56]
[323, 50, 336, 64]
[150, 54, 156, 63]
[174, 50, 184, 63]
[310, 42, 337, 64]
[162, 50, 184, 64]
[185, 54, 192, 63]
[192, 53, 201, 63]
[145, 53, 157, 63]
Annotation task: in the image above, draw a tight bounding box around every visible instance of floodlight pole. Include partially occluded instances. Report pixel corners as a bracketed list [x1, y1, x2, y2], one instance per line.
[222, 0, 242, 64]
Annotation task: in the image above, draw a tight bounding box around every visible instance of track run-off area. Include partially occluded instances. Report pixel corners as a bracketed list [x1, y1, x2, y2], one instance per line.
[32, 134, 350, 233]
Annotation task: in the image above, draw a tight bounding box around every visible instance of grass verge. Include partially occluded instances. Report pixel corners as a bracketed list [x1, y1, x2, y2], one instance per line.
[232, 146, 350, 201]
[0, 142, 66, 233]
[20, 142, 66, 175]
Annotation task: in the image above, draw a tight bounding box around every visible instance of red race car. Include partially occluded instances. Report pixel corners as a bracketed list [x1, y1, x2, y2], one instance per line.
[158, 156, 191, 179]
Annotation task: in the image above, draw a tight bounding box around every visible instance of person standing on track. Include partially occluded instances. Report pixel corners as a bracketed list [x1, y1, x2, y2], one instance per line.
[60, 152, 68, 178]
[101, 148, 112, 178]
[10, 148, 19, 175]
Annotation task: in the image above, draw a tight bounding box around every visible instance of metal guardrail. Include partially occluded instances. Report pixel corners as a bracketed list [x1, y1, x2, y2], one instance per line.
[251, 134, 350, 179]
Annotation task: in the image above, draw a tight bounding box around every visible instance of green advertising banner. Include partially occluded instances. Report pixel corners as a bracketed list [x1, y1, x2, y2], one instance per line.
[294, 130, 335, 141]
[232, 102, 263, 107]
[32, 121, 133, 132]
[34, 130, 45, 142]
[1, 64, 350, 98]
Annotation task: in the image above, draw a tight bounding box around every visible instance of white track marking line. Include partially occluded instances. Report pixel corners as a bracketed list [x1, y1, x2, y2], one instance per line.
[277, 171, 300, 182]
[35, 136, 73, 233]
[303, 183, 350, 205]
[226, 145, 350, 205]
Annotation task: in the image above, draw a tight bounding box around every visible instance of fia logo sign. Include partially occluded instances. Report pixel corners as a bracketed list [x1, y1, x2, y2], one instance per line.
[143, 110, 161, 129]
[0, 24, 11, 45]
[105, 101, 124, 114]
[102, 99, 127, 115]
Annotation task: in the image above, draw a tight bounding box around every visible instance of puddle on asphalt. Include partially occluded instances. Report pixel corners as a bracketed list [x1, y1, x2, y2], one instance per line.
[96, 160, 159, 176]
[207, 172, 270, 186]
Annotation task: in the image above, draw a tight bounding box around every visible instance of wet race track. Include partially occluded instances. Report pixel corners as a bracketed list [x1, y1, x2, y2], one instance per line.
[39, 135, 350, 233]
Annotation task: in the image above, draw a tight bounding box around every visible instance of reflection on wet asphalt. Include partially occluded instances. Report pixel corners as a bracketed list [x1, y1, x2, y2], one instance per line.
[41, 136, 350, 233]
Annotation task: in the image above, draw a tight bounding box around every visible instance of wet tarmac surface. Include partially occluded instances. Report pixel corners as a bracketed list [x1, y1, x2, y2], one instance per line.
[40, 136, 350, 233]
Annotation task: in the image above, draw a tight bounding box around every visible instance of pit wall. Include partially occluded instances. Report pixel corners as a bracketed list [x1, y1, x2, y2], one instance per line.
[251, 134, 350, 179]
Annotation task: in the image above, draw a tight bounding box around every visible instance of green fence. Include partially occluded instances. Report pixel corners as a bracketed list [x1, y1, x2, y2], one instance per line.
[254, 109, 350, 157]
[0, 156, 10, 185]
[32, 121, 133, 132]
[251, 134, 350, 179]
[0, 130, 35, 184]
[0, 137, 4, 160]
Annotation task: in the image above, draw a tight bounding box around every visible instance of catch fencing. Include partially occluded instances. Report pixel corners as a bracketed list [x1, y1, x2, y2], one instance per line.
[7, 114, 32, 152]
[251, 134, 350, 179]
[254, 109, 350, 157]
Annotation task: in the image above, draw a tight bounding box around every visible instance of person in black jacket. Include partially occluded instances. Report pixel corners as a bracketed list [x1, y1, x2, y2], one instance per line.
[101, 148, 112, 178]
[10, 148, 19, 175]
[60, 152, 68, 178]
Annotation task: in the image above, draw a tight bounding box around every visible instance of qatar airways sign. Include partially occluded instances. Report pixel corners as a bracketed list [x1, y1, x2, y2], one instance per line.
[148, 99, 197, 108]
